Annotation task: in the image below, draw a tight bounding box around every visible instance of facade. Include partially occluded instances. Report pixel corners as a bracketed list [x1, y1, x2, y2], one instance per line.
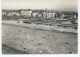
[61, 12, 78, 19]
[4, 10, 20, 16]
[43, 11, 56, 18]
[2, 10, 9, 16]
[20, 9, 32, 17]
[32, 12, 39, 17]
[43, 12, 47, 18]
[2, 11, 6, 16]
[7, 11, 16, 16]
[32, 10, 43, 18]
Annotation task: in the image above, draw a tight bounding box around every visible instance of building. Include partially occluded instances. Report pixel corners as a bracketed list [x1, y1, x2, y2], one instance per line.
[32, 10, 43, 18]
[61, 12, 78, 19]
[6, 10, 20, 16]
[43, 10, 56, 18]
[2, 10, 7, 16]
[20, 9, 32, 17]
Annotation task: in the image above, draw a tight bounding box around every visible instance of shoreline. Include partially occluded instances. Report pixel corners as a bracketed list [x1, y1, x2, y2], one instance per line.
[2, 23, 77, 35]
[2, 20, 77, 34]
[2, 22, 77, 54]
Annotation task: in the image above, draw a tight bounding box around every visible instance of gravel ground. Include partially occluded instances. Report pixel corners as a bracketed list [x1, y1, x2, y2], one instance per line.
[2, 44, 28, 54]
[2, 24, 78, 54]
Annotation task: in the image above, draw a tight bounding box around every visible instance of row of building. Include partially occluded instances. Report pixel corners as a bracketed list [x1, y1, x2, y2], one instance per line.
[2, 9, 78, 19]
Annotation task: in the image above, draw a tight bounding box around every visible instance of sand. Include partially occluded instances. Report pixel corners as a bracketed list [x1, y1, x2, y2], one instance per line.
[2, 23, 77, 54]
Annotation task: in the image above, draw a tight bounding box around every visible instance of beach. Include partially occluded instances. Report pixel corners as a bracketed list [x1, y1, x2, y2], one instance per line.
[2, 23, 77, 54]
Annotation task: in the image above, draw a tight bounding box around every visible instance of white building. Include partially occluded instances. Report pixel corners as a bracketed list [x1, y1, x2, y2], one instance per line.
[32, 13, 39, 17]
[2, 12, 6, 16]
[43, 12, 56, 18]
[7, 11, 20, 16]
[21, 10, 32, 17]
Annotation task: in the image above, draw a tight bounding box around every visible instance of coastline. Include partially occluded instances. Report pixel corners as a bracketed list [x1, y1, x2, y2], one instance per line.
[2, 22, 77, 54]
[2, 20, 77, 34]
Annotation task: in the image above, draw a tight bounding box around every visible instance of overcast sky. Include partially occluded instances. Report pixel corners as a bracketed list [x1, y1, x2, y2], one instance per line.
[2, 0, 78, 12]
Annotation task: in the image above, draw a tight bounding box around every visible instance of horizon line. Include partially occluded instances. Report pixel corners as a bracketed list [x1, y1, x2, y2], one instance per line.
[2, 9, 78, 12]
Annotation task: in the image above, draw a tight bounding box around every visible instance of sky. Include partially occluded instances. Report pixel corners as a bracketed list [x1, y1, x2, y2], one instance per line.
[2, 0, 78, 12]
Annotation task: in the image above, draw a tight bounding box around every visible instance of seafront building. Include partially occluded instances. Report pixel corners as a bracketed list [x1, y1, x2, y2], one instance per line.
[31, 10, 44, 18]
[20, 9, 32, 17]
[2, 9, 77, 19]
[43, 10, 56, 18]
